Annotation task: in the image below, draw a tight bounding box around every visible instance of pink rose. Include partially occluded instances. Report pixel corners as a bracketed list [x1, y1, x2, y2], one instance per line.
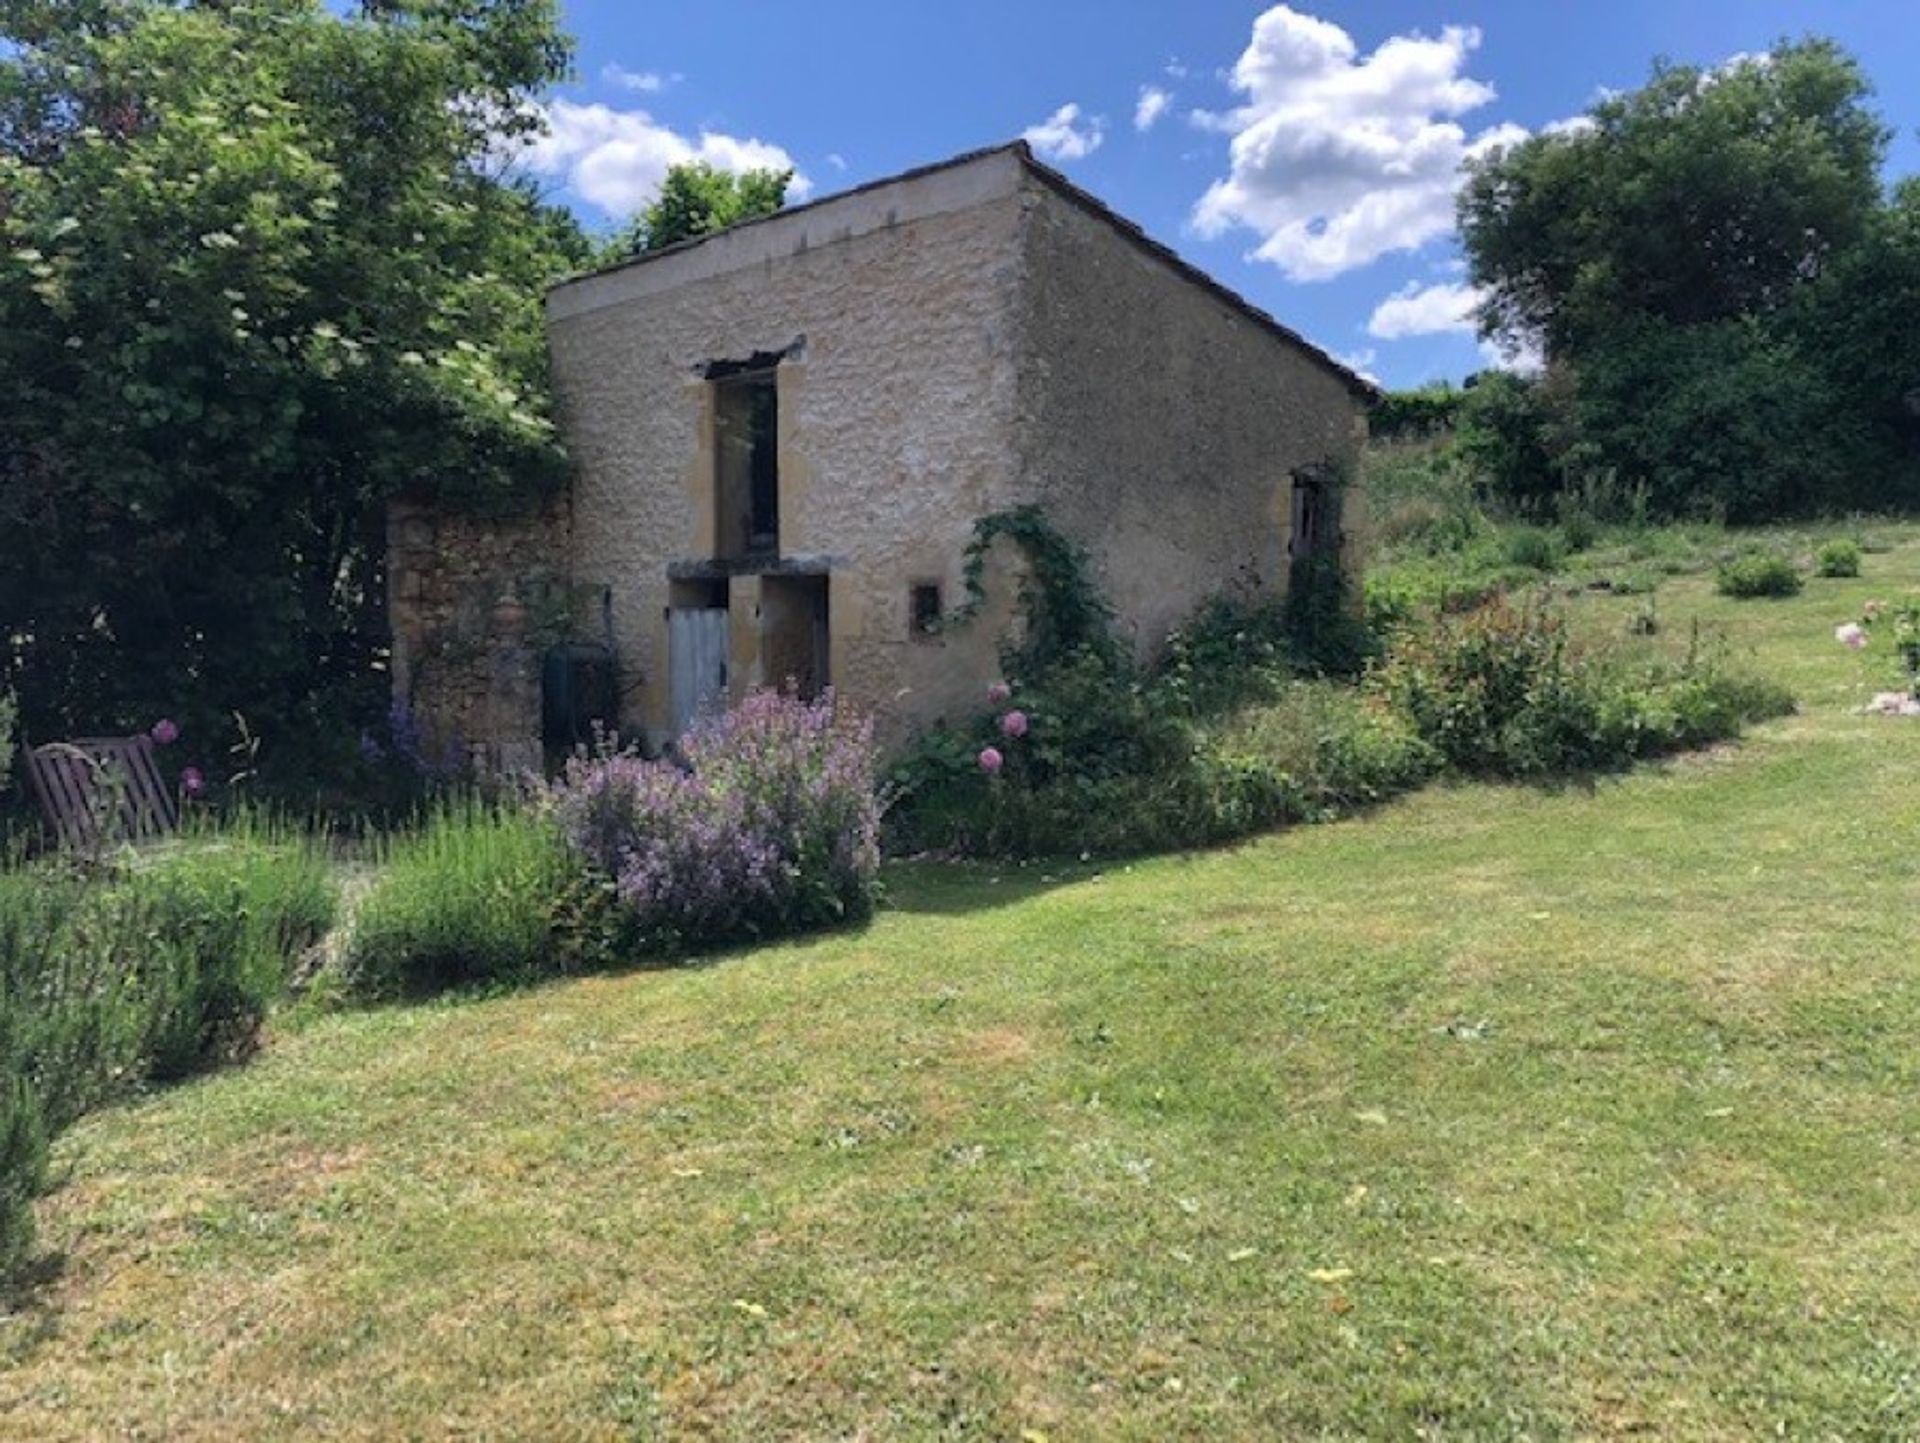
[999, 709, 1029, 739]
[150, 718, 179, 745]
[180, 766, 205, 795]
[986, 681, 1012, 706]
[977, 746, 1004, 775]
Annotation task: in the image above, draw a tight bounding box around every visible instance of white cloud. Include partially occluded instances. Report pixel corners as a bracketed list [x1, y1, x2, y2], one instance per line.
[826, 152, 848, 172]
[1191, 5, 1525, 281]
[1479, 333, 1543, 374]
[513, 99, 809, 216]
[1543, 113, 1596, 137]
[1367, 279, 1482, 339]
[1135, 85, 1173, 132]
[1023, 102, 1106, 163]
[1334, 346, 1381, 385]
[601, 64, 677, 94]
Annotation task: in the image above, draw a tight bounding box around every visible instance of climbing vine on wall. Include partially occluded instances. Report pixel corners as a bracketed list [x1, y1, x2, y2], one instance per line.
[943, 505, 1122, 675]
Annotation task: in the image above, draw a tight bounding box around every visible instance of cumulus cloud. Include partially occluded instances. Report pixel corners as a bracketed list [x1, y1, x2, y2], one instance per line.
[513, 99, 809, 216]
[1366, 279, 1483, 339]
[1135, 85, 1173, 132]
[1023, 103, 1106, 163]
[601, 64, 676, 94]
[1191, 5, 1524, 280]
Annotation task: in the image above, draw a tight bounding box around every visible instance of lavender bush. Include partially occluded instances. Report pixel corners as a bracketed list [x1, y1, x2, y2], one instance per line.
[551, 690, 881, 953]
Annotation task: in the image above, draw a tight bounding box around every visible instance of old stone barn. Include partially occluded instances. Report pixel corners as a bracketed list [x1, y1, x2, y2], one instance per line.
[389, 142, 1374, 768]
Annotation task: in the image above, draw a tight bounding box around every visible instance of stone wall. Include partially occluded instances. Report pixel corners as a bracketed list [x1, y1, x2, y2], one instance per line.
[386, 494, 568, 775]
[1010, 171, 1370, 662]
[548, 148, 1031, 750]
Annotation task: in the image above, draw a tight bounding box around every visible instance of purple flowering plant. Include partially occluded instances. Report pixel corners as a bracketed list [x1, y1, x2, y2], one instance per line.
[549, 689, 882, 951]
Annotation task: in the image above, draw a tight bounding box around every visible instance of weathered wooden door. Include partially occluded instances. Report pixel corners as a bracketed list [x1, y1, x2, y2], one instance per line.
[668, 607, 729, 739]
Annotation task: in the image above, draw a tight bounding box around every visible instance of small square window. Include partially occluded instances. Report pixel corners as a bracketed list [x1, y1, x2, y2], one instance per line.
[909, 583, 943, 638]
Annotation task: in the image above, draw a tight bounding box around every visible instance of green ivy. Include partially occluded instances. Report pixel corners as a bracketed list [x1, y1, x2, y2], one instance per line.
[943, 505, 1122, 675]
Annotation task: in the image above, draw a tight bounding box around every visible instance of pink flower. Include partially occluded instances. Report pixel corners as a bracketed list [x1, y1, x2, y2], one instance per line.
[999, 709, 1029, 739]
[986, 681, 1012, 706]
[150, 718, 179, 745]
[977, 746, 1004, 775]
[1836, 622, 1868, 650]
[180, 766, 205, 795]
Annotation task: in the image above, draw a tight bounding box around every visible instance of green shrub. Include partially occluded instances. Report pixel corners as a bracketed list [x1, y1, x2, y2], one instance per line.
[0, 823, 333, 1279]
[1715, 550, 1803, 598]
[1209, 684, 1439, 816]
[1814, 538, 1862, 577]
[1375, 601, 1789, 775]
[0, 1012, 47, 1280]
[344, 799, 580, 996]
[1558, 511, 1600, 553]
[1502, 525, 1564, 572]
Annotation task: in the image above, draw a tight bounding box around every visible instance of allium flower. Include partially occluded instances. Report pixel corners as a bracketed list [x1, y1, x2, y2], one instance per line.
[180, 766, 205, 795]
[986, 681, 1012, 706]
[1836, 622, 1868, 650]
[150, 718, 179, 745]
[998, 709, 1029, 739]
[978, 746, 1004, 774]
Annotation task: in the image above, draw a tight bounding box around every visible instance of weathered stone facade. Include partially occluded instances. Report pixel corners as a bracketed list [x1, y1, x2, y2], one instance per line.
[386, 495, 567, 773]
[397, 142, 1372, 763]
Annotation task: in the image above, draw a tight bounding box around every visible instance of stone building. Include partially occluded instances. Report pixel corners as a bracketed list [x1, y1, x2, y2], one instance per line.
[389, 141, 1373, 765]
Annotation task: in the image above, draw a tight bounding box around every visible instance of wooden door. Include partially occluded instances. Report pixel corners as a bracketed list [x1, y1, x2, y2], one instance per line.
[668, 607, 729, 739]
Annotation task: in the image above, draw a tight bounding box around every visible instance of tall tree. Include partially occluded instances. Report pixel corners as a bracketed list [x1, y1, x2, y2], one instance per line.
[0, 0, 588, 779]
[612, 161, 791, 258]
[1461, 40, 1887, 359]
[1453, 39, 1916, 520]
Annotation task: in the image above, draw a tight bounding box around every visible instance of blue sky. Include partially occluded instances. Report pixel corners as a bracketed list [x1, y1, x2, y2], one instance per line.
[523, 2, 1920, 390]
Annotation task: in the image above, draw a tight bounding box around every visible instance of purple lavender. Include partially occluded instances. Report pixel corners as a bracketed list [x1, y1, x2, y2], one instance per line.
[549, 689, 881, 948]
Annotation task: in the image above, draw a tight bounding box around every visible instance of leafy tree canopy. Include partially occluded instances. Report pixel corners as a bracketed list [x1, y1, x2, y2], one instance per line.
[611, 161, 791, 258]
[1460, 39, 1887, 358]
[0, 0, 589, 780]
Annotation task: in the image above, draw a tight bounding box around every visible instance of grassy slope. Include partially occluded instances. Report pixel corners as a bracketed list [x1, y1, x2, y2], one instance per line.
[4, 541, 1920, 1439]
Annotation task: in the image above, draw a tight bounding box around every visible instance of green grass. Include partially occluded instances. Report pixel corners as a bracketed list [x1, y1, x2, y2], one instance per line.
[4, 539, 1920, 1437]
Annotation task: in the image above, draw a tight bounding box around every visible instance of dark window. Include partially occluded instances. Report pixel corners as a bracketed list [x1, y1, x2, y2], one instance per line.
[910, 583, 943, 637]
[714, 366, 778, 557]
[1289, 462, 1341, 562]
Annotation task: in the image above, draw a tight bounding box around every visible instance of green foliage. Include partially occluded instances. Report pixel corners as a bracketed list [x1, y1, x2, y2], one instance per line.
[1716, 550, 1804, 599]
[948, 505, 1122, 675]
[1452, 371, 1565, 513]
[611, 161, 790, 257]
[1815, 538, 1863, 578]
[1376, 600, 1792, 775]
[0, 819, 334, 1277]
[122, 828, 338, 1079]
[0, 0, 588, 785]
[343, 798, 582, 996]
[1502, 525, 1563, 572]
[1462, 40, 1886, 356]
[1370, 384, 1466, 441]
[1457, 39, 1920, 521]
[0, 1060, 45, 1281]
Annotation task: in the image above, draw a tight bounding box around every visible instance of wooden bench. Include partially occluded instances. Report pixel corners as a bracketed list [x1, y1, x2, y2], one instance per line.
[25, 734, 178, 851]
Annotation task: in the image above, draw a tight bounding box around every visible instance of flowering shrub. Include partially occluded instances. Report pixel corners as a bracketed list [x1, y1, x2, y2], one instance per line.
[551, 690, 881, 953]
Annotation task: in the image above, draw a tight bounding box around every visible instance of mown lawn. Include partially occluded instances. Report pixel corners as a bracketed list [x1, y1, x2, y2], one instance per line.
[4, 538, 1920, 1439]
